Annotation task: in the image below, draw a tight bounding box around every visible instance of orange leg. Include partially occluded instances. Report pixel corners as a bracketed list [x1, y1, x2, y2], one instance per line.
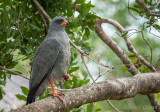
[49, 80, 62, 101]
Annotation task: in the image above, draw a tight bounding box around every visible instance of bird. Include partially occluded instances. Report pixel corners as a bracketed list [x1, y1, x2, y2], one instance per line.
[26, 17, 71, 104]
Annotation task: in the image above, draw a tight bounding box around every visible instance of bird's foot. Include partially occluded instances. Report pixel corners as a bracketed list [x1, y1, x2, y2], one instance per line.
[62, 74, 70, 81]
[49, 92, 62, 101]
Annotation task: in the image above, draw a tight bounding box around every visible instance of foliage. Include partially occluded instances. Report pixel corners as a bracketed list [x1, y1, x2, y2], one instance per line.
[0, 0, 98, 111]
[0, 0, 160, 112]
[16, 86, 28, 101]
[129, 0, 160, 32]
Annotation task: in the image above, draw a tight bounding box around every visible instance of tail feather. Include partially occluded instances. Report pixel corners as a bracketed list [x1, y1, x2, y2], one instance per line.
[26, 87, 39, 105]
[26, 94, 39, 104]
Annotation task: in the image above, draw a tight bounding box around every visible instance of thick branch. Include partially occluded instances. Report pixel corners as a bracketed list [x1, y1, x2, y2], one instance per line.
[12, 72, 160, 112]
[102, 18, 156, 72]
[95, 18, 160, 112]
[95, 18, 139, 75]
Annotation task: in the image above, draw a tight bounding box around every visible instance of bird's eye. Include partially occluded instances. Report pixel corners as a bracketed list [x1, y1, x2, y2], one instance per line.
[57, 19, 63, 22]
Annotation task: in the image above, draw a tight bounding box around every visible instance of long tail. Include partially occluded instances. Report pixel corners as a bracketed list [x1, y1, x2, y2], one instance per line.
[26, 88, 39, 105]
[26, 95, 36, 104]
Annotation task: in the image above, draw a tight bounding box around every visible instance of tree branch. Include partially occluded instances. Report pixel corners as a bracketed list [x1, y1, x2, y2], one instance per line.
[12, 72, 160, 112]
[32, 0, 52, 22]
[136, 0, 160, 17]
[102, 18, 156, 72]
[156, 57, 160, 72]
[17, 1, 24, 40]
[0, 65, 29, 80]
[95, 18, 139, 75]
[106, 100, 120, 112]
[95, 18, 160, 112]
[81, 55, 95, 83]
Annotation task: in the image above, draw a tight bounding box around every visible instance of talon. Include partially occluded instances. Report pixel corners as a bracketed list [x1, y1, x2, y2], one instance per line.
[57, 93, 62, 96]
[54, 93, 62, 101]
[49, 92, 62, 100]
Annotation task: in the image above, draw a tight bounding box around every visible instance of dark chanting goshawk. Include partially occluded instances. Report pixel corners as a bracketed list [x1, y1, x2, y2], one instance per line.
[26, 17, 71, 104]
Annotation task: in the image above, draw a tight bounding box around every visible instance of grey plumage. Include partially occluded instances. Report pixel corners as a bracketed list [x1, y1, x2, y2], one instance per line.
[27, 17, 71, 104]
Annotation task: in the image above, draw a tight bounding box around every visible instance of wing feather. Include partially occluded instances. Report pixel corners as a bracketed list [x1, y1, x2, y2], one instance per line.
[27, 37, 59, 104]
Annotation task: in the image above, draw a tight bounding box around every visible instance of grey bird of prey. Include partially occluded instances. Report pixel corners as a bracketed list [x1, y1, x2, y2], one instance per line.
[26, 17, 71, 104]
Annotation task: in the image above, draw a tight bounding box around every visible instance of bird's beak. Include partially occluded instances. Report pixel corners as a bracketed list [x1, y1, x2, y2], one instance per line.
[60, 20, 69, 26]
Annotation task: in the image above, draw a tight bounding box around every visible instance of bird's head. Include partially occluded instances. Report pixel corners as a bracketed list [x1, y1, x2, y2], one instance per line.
[49, 17, 69, 31]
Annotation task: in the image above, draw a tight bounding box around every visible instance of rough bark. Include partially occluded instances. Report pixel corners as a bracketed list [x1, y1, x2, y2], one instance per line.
[12, 72, 160, 112]
[95, 19, 139, 75]
[99, 18, 156, 72]
[95, 18, 160, 112]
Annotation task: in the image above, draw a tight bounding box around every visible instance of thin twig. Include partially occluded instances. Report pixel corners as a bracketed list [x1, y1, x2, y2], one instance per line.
[81, 55, 95, 83]
[69, 38, 113, 69]
[141, 31, 153, 64]
[136, 0, 160, 17]
[13, 55, 27, 62]
[106, 100, 120, 112]
[86, 55, 114, 69]
[127, 0, 139, 20]
[125, 28, 154, 65]
[10, 42, 19, 55]
[39, 10, 48, 33]
[154, 1, 160, 10]
[0, 65, 29, 80]
[149, 27, 160, 38]
[32, 0, 52, 22]
[17, 2, 24, 40]
[33, 1, 48, 33]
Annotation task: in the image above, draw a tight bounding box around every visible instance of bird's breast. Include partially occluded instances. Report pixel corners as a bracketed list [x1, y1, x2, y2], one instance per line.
[49, 39, 71, 81]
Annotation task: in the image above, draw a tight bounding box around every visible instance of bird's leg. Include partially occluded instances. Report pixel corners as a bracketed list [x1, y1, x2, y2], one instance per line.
[49, 80, 62, 101]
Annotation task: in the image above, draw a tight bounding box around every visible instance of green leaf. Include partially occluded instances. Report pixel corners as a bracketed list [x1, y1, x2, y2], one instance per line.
[29, 24, 40, 30]
[128, 7, 140, 14]
[0, 86, 5, 100]
[7, 28, 12, 38]
[153, 24, 160, 30]
[6, 62, 18, 69]
[16, 94, 26, 101]
[0, 91, 2, 100]
[0, 79, 6, 86]
[121, 31, 128, 37]
[6, 74, 11, 79]
[87, 21, 95, 31]
[122, 66, 128, 72]
[87, 103, 94, 112]
[85, 27, 90, 37]
[82, 46, 91, 53]
[20, 47, 26, 55]
[80, 5, 89, 19]
[68, 66, 79, 74]
[20, 86, 28, 96]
